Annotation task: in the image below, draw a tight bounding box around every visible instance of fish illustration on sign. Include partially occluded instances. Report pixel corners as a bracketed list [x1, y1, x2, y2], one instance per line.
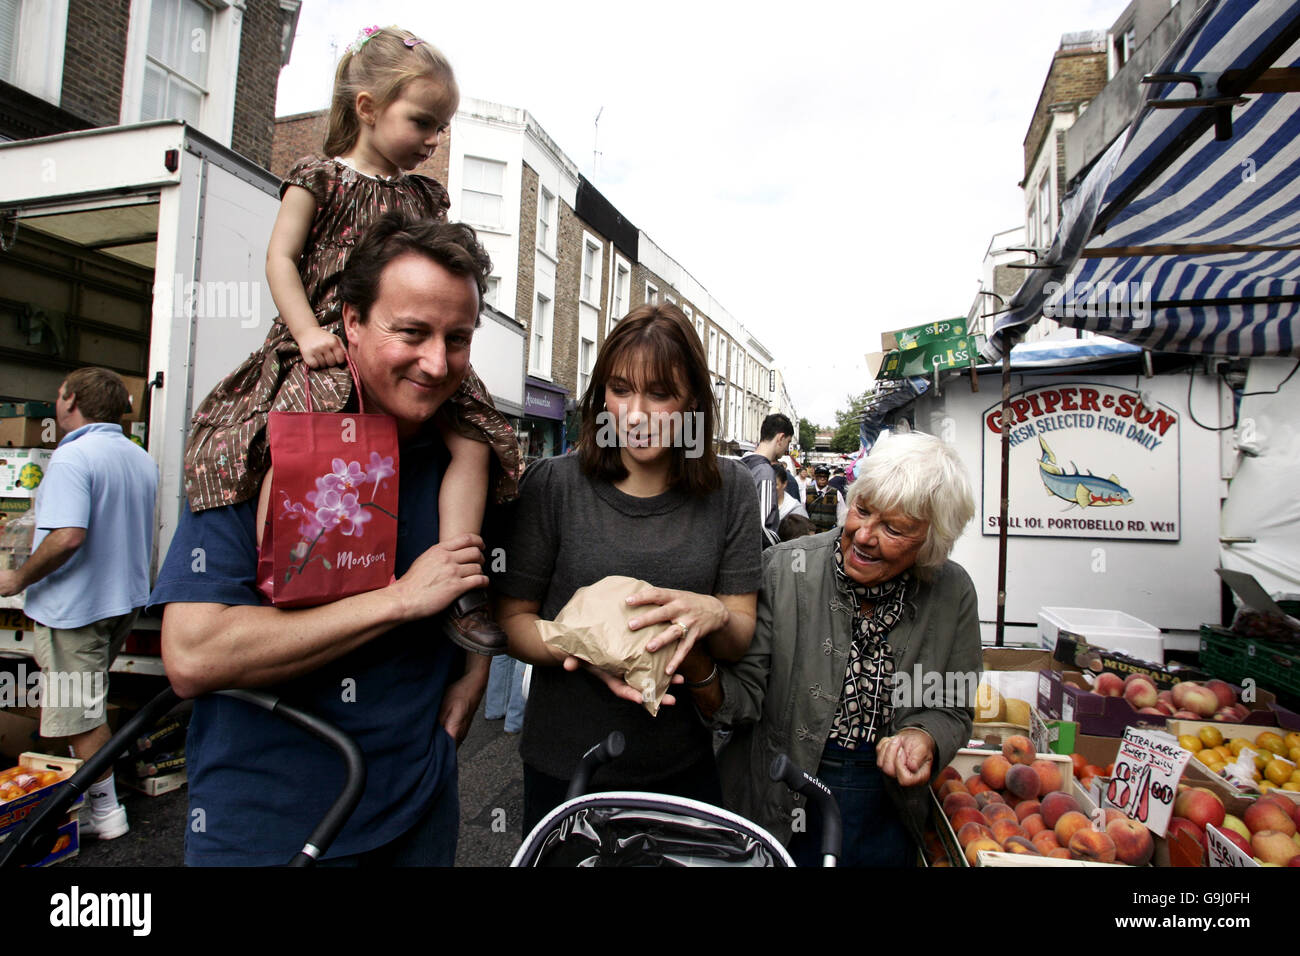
[1038, 437, 1133, 508]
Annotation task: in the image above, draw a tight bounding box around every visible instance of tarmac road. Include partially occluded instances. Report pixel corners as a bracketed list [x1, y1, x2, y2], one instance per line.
[61, 698, 526, 868]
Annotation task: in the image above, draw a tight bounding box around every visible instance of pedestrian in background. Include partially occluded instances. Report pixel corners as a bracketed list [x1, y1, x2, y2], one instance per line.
[805, 464, 848, 533]
[0, 368, 158, 841]
[742, 413, 794, 547]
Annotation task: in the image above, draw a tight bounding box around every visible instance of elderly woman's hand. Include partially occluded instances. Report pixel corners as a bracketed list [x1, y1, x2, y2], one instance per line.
[625, 587, 730, 675]
[877, 728, 936, 787]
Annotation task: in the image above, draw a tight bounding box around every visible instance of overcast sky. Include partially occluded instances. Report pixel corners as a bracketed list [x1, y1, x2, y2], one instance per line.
[276, 0, 1134, 425]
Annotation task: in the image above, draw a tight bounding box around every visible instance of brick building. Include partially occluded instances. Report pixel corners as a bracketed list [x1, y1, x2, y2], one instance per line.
[0, 0, 301, 169]
[273, 96, 795, 463]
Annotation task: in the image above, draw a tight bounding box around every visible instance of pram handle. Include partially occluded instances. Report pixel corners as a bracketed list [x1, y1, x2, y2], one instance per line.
[0, 685, 182, 869]
[219, 690, 366, 867]
[566, 731, 625, 801]
[0, 686, 366, 869]
[770, 755, 841, 866]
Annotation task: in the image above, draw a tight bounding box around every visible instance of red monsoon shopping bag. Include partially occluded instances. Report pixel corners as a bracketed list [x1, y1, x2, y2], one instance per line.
[256, 363, 398, 607]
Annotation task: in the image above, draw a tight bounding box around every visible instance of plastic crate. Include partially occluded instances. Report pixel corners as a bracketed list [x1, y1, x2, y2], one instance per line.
[1199, 625, 1300, 702]
[1198, 626, 1248, 684]
[1245, 638, 1300, 700]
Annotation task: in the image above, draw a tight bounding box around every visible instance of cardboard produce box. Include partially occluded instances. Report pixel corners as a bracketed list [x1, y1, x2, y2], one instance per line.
[1048, 631, 1205, 688]
[1168, 718, 1300, 805]
[1037, 668, 1172, 737]
[1036, 669, 1280, 737]
[0, 417, 56, 449]
[0, 708, 41, 761]
[0, 448, 53, 497]
[974, 647, 1054, 729]
[0, 752, 82, 867]
[929, 749, 1109, 866]
[120, 374, 147, 424]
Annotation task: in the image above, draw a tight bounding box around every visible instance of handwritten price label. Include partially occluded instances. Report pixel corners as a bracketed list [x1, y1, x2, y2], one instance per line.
[1205, 824, 1257, 868]
[1104, 727, 1191, 837]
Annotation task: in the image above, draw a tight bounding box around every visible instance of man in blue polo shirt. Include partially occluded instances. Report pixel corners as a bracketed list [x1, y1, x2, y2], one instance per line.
[150, 214, 495, 865]
[0, 367, 158, 841]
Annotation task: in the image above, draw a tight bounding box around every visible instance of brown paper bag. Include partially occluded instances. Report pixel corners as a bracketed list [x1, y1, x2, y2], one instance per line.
[536, 575, 676, 715]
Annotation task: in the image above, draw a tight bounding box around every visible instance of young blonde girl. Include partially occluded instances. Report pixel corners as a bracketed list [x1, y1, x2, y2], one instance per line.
[184, 25, 519, 655]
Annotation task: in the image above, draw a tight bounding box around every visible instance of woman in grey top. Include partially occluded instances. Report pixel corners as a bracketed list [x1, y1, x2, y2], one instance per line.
[497, 304, 763, 832]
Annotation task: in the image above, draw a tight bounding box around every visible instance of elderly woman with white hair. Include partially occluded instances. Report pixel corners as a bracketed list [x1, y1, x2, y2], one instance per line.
[692, 432, 980, 866]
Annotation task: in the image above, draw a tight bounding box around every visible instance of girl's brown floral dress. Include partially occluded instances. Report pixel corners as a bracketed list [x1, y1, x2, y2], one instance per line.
[184, 156, 521, 511]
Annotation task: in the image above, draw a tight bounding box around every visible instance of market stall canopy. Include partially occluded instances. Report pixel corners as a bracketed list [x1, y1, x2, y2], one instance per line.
[984, 0, 1300, 361]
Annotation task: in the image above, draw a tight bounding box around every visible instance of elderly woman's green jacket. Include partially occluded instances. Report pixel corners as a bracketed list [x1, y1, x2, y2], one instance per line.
[713, 529, 982, 849]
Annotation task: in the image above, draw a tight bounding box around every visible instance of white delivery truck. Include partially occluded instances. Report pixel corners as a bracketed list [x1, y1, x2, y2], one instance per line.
[0, 121, 527, 673]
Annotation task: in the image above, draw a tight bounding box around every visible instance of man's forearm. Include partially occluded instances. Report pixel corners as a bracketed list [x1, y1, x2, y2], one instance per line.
[13, 527, 84, 589]
[162, 588, 410, 697]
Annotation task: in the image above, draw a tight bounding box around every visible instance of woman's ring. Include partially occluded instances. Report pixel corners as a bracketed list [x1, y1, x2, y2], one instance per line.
[673, 620, 689, 638]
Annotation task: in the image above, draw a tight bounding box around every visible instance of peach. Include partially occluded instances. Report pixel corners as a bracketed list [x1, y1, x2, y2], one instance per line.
[957, 821, 994, 849]
[965, 775, 992, 796]
[983, 804, 1017, 825]
[1039, 791, 1081, 829]
[1047, 847, 1072, 859]
[932, 766, 962, 792]
[1014, 799, 1040, 822]
[1002, 735, 1034, 766]
[1021, 813, 1046, 837]
[1054, 810, 1091, 845]
[1094, 672, 1124, 697]
[1123, 675, 1158, 710]
[942, 791, 979, 816]
[1002, 836, 1040, 855]
[980, 754, 1011, 790]
[1069, 828, 1117, 863]
[1005, 764, 1040, 800]
[1031, 759, 1064, 795]
[1174, 787, 1226, 832]
[937, 779, 969, 801]
[949, 807, 987, 832]
[1252, 829, 1300, 865]
[965, 837, 1002, 866]
[990, 818, 1025, 845]
[1105, 816, 1153, 866]
[1155, 700, 1175, 716]
[1172, 682, 1219, 718]
[976, 791, 1005, 808]
[1205, 679, 1237, 711]
[1030, 830, 1060, 853]
[1244, 799, 1296, 837]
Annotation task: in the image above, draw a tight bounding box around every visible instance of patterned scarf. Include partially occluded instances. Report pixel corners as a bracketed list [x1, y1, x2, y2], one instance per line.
[827, 545, 910, 749]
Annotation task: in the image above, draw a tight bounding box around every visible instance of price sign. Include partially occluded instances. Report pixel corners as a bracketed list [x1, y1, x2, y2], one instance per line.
[1104, 727, 1191, 837]
[1206, 824, 1257, 868]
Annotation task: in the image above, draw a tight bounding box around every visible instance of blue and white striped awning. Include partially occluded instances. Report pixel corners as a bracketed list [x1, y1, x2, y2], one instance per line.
[985, 0, 1300, 361]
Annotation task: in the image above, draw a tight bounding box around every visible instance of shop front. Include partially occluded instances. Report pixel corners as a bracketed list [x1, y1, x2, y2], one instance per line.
[517, 376, 570, 467]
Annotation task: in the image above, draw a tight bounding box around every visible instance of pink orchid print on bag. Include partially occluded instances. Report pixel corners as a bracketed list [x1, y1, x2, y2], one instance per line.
[257, 363, 400, 607]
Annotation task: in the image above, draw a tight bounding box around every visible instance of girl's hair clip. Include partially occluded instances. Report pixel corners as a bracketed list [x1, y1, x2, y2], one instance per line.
[346, 25, 381, 57]
[404, 37, 426, 48]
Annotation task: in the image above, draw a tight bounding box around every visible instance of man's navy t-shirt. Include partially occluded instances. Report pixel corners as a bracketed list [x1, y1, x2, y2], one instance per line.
[148, 430, 458, 865]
